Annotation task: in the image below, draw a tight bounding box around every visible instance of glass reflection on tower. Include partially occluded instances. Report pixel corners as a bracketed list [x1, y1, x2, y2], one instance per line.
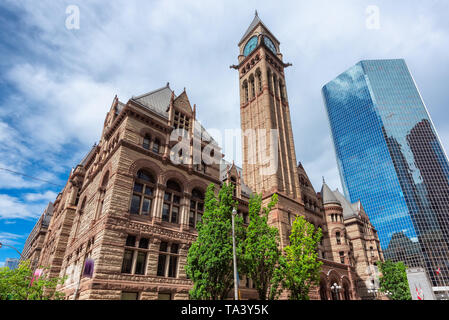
[322, 59, 449, 288]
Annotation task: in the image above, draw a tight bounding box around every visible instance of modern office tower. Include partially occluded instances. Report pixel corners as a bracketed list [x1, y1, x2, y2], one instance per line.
[322, 59, 449, 294]
[5, 258, 20, 270]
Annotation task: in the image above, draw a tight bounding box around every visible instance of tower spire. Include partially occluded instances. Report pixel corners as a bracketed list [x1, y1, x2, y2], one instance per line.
[255, 9, 258, 17]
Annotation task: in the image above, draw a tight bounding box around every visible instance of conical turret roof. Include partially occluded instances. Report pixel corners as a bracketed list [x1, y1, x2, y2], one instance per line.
[321, 182, 341, 205]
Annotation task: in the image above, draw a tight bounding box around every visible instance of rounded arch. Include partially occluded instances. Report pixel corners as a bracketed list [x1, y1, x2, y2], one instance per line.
[341, 277, 351, 300]
[327, 270, 342, 300]
[129, 159, 162, 181]
[166, 178, 182, 192]
[101, 170, 110, 188]
[136, 168, 157, 184]
[186, 179, 209, 195]
[160, 170, 187, 191]
[191, 187, 205, 200]
[319, 275, 329, 301]
[139, 127, 165, 144]
[327, 269, 342, 282]
[330, 227, 344, 237]
[78, 196, 87, 213]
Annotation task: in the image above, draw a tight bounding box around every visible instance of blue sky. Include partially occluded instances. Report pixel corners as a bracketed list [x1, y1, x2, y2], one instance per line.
[1, 0, 449, 266]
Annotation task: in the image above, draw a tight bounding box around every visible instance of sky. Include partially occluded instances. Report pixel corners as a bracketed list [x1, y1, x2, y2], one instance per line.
[1, 0, 449, 266]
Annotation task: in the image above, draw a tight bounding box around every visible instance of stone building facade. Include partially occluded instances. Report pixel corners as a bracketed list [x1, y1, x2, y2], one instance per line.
[26, 13, 384, 300]
[21, 202, 53, 270]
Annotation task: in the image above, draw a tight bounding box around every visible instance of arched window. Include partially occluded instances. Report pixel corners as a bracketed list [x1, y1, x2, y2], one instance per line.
[273, 74, 278, 96]
[143, 135, 151, 150]
[189, 188, 204, 228]
[96, 172, 109, 219]
[279, 81, 285, 101]
[153, 138, 160, 154]
[267, 69, 272, 93]
[256, 70, 262, 93]
[162, 179, 182, 223]
[336, 231, 341, 245]
[130, 169, 156, 216]
[242, 81, 249, 103]
[74, 198, 86, 238]
[249, 75, 255, 99]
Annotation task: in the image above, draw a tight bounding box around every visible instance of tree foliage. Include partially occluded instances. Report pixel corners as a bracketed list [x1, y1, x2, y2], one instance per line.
[282, 215, 323, 300]
[0, 260, 66, 300]
[243, 193, 283, 300]
[185, 183, 245, 299]
[378, 260, 411, 300]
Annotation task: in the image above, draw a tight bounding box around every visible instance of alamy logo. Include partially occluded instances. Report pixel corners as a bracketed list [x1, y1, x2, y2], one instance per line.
[65, 5, 80, 30]
[365, 264, 380, 289]
[168, 128, 280, 176]
[365, 5, 380, 30]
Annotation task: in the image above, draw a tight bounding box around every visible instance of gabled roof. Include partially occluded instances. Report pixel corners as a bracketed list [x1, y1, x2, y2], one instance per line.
[130, 84, 220, 148]
[173, 90, 193, 114]
[132, 84, 175, 119]
[220, 159, 253, 198]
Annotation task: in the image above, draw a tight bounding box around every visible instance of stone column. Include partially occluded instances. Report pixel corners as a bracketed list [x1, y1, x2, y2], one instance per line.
[180, 192, 191, 232]
[147, 238, 161, 276]
[177, 243, 190, 279]
[152, 184, 166, 225]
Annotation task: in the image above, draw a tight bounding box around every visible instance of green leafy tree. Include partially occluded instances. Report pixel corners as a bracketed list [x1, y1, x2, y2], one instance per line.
[185, 183, 245, 299]
[378, 260, 412, 300]
[282, 215, 323, 300]
[243, 193, 283, 300]
[0, 260, 66, 300]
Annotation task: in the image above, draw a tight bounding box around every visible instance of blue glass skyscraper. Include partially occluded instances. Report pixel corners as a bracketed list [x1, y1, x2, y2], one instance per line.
[322, 59, 449, 291]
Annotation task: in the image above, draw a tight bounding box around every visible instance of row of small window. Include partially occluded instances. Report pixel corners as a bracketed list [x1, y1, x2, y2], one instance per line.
[142, 135, 161, 154]
[121, 235, 180, 278]
[129, 170, 204, 228]
[330, 214, 343, 223]
[242, 69, 285, 103]
[242, 71, 263, 102]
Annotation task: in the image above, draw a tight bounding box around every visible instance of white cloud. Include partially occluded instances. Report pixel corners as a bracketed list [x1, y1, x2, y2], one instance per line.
[0, 232, 25, 246]
[0, 195, 44, 220]
[24, 191, 58, 203]
[0, 0, 448, 216]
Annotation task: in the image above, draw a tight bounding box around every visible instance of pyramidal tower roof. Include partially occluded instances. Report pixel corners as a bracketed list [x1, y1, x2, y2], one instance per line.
[238, 11, 279, 46]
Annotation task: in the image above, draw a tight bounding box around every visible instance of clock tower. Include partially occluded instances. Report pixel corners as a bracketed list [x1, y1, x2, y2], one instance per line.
[233, 12, 303, 246]
[233, 12, 301, 201]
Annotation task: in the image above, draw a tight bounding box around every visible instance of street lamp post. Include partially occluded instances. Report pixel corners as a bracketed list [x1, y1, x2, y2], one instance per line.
[330, 283, 341, 300]
[368, 285, 379, 300]
[0, 242, 25, 259]
[232, 208, 238, 300]
[0, 242, 39, 269]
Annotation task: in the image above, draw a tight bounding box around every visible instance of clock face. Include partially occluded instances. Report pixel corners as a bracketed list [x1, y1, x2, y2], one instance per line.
[264, 36, 276, 54]
[243, 36, 258, 57]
